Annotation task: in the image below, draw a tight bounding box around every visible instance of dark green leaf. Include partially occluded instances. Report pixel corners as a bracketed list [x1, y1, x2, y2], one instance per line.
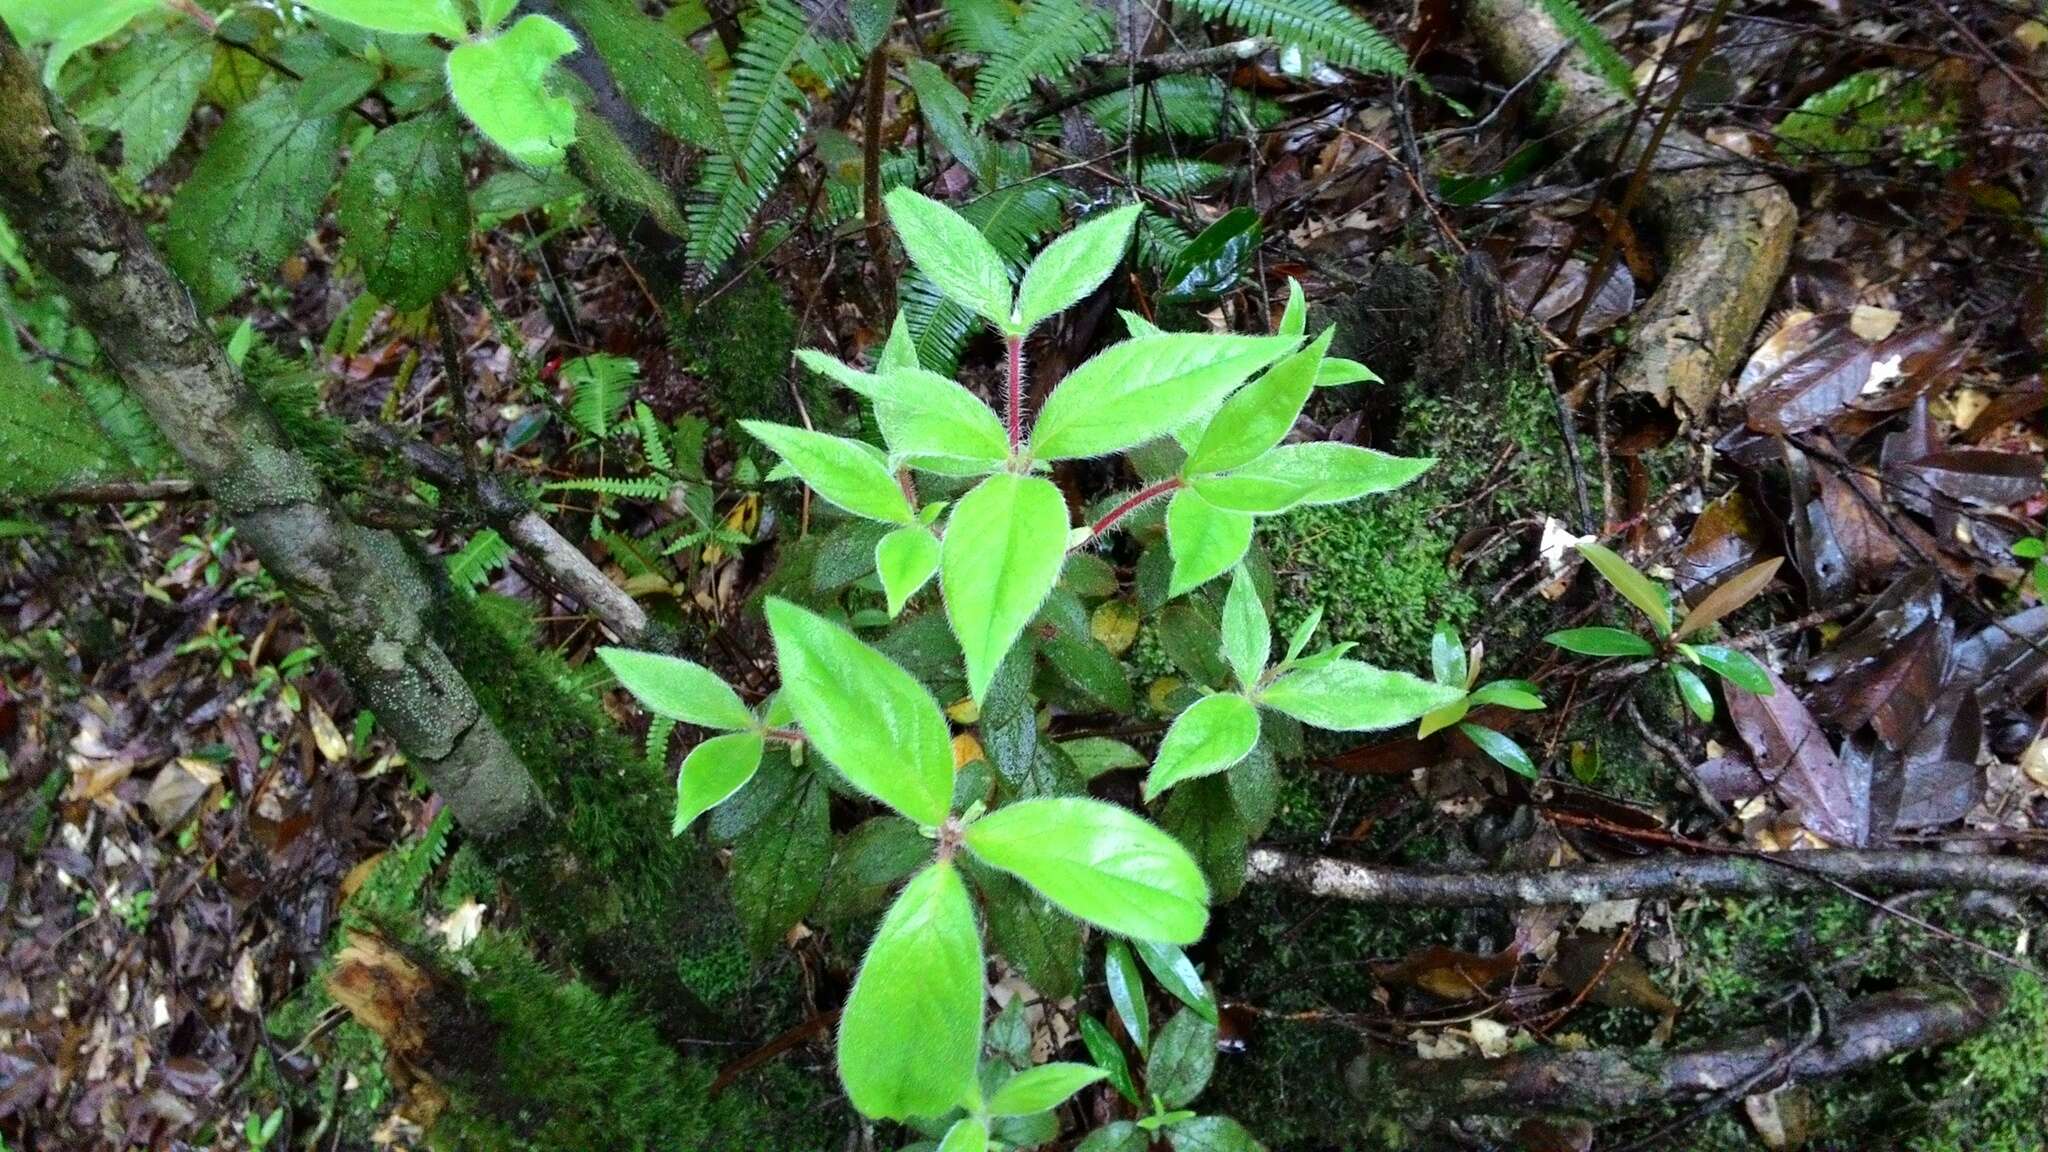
[820, 815, 932, 922]
[1458, 723, 1535, 778]
[1076, 1122, 1150, 1152]
[1159, 207, 1258, 303]
[74, 19, 211, 180]
[1145, 1006, 1217, 1108]
[1131, 940, 1218, 1023]
[1168, 1116, 1265, 1152]
[1105, 939, 1150, 1056]
[1157, 775, 1248, 901]
[1544, 627, 1655, 657]
[977, 866, 1085, 1000]
[1688, 644, 1774, 695]
[1079, 1015, 1141, 1105]
[559, 0, 726, 151]
[730, 767, 830, 955]
[338, 113, 471, 311]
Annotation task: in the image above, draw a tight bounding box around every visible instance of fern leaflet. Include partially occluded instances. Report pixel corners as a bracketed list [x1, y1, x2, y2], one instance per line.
[544, 475, 675, 499]
[943, 0, 1019, 56]
[563, 353, 638, 439]
[632, 401, 674, 475]
[448, 528, 513, 595]
[1178, 0, 1406, 77]
[1535, 0, 1632, 96]
[969, 0, 1112, 122]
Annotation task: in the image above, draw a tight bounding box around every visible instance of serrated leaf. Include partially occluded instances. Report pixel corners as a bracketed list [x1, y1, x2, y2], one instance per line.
[166, 83, 341, 311]
[1013, 204, 1141, 331]
[1168, 1116, 1265, 1152]
[1144, 693, 1259, 801]
[1184, 328, 1330, 474]
[886, 187, 1013, 329]
[942, 473, 1070, 704]
[1166, 489, 1254, 598]
[838, 862, 984, 1119]
[1577, 541, 1671, 636]
[767, 598, 956, 825]
[1459, 723, 1534, 778]
[74, 19, 211, 181]
[447, 15, 581, 170]
[730, 766, 828, 953]
[963, 796, 1208, 943]
[294, 0, 468, 37]
[1190, 442, 1432, 513]
[559, 0, 726, 151]
[1146, 1007, 1217, 1109]
[745, 421, 915, 523]
[1031, 334, 1297, 461]
[989, 1062, 1108, 1115]
[674, 731, 766, 831]
[338, 113, 471, 311]
[1220, 566, 1270, 689]
[977, 866, 1085, 999]
[878, 526, 943, 616]
[1543, 627, 1654, 657]
[1259, 659, 1463, 732]
[598, 647, 756, 730]
[1105, 939, 1149, 1055]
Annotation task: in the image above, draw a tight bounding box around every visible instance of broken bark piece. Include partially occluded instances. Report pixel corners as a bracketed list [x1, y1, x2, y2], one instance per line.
[1468, 0, 1797, 417]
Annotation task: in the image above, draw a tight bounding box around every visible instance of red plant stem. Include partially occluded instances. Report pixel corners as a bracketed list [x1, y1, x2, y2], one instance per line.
[1088, 477, 1183, 540]
[1005, 334, 1025, 452]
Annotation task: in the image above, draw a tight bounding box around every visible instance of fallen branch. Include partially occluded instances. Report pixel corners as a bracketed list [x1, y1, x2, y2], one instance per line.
[1015, 38, 1270, 125]
[1362, 982, 2002, 1116]
[1246, 846, 2048, 907]
[1468, 0, 1796, 417]
[32, 478, 199, 503]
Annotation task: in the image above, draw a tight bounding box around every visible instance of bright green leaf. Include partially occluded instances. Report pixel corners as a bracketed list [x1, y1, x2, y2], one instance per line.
[673, 731, 765, 831]
[338, 113, 471, 311]
[1143, 693, 1259, 801]
[1459, 723, 1535, 778]
[1466, 681, 1544, 710]
[1104, 939, 1149, 1055]
[1543, 627, 1654, 657]
[877, 526, 942, 616]
[937, 1117, 988, 1152]
[766, 599, 956, 825]
[1131, 940, 1217, 1023]
[1013, 204, 1141, 332]
[1416, 697, 1468, 739]
[838, 862, 984, 1119]
[1278, 278, 1306, 337]
[1259, 659, 1463, 732]
[1079, 1016, 1141, 1106]
[1672, 664, 1714, 722]
[1688, 644, 1774, 695]
[875, 367, 1012, 467]
[989, 1062, 1109, 1116]
[598, 647, 755, 730]
[1220, 565, 1270, 689]
[1282, 606, 1322, 665]
[941, 473, 1070, 704]
[295, 0, 469, 37]
[447, 14, 581, 170]
[1184, 329, 1331, 474]
[1190, 442, 1433, 513]
[36, 0, 158, 85]
[1577, 541, 1671, 636]
[1165, 489, 1253, 598]
[886, 187, 1013, 329]
[1315, 357, 1381, 388]
[963, 796, 1209, 943]
[1031, 334, 1298, 461]
[744, 421, 915, 523]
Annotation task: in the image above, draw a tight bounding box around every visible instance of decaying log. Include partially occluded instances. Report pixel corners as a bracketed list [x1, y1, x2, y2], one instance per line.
[1467, 0, 1797, 417]
[1247, 845, 2048, 906]
[1356, 982, 2003, 1115]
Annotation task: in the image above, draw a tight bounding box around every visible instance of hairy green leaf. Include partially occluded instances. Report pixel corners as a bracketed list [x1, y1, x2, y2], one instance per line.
[745, 421, 915, 523]
[877, 526, 942, 616]
[1189, 442, 1432, 513]
[1184, 328, 1331, 474]
[963, 796, 1209, 943]
[447, 14, 581, 170]
[1260, 658, 1463, 732]
[1165, 488, 1254, 598]
[874, 367, 1011, 466]
[942, 473, 1070, 703]
[674, 731, 766, 831]
[838, 862, 984, 1119]
[1220, 565, 1270, 689]
[598, 647, 755, 729]
[766, 599, 956, 825]
[1144, 693, 1259, 801]
[1013, 204, 1141, 331]
[295, 0, 468, 37]
[886, 187, 1014, 329]
[937, 1117, 989, 1152]
[1032, 334, 1296, 461]
[338, 113, 471, 310]
[990, 1063, 1109, 1116]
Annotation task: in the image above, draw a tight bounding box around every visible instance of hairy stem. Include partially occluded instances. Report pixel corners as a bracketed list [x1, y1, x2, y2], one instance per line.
[1005, 333, 1026, 452]
[1088, 477, 1183, 540]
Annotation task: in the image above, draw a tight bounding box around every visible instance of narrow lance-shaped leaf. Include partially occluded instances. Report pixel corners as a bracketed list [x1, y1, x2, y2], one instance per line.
[988, 1063, 1110, 1116]
[1676, 556, 1783, 639]
[1104, 939, 1150, 1055]
[1687, 644, 1774, 695]
[942, 473, 1070, 703]
[447, 15, 582, 171]
[598, 647, 756, 730]
[743, 421, 915, 523]
[673, 731, 766, 831]
[1259, 659, 1464, 732]
[1672, 664, 1715, 722]
[1459, 723, 1534, 778]
[1577, 541, 1671, 636]
[886, 186, 1013, 330]
[1191, 442, 1432, 514]
[766, 599, 956, 825]
[1131, 939, 1218, 1023]
[838, 862, 984, 1119]
[1278, 277, 1306, 337]
[294, 0, 469, 37]
[1143, 693, 1259, 801]
[963, 796, 1209, 943]
[1544, 627, 1654, 657]
[1030, 334, 1299, 461]
[1220, 565, 1270, 689]
[1184, 328, 1332, 475]
[1013, 204, 1141, 332]
[877, 526, 942, 616]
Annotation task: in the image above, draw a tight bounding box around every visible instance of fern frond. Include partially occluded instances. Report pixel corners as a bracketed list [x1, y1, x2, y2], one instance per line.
[545, 475, 675, 500]
[685, 0, 858, 280]
[969, 0, 1112, 122]
[1134, 209, 1194, 274]
[1138, 158, 1230, 197]
[1535, 0, 1632, 96]
[1179, 0, 1406, 77]
[0, 356, 150, 498]
[903, 178, 1069, 372]
[822, 150, 917, 226]
[632, 402, 674, 475]
[563, 353, 638, 439]
[943, 0, 1019, 57]
[448, 528, 513, 595]
[646, 714, 677, 770]
[1079, 76, 1283, 139]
